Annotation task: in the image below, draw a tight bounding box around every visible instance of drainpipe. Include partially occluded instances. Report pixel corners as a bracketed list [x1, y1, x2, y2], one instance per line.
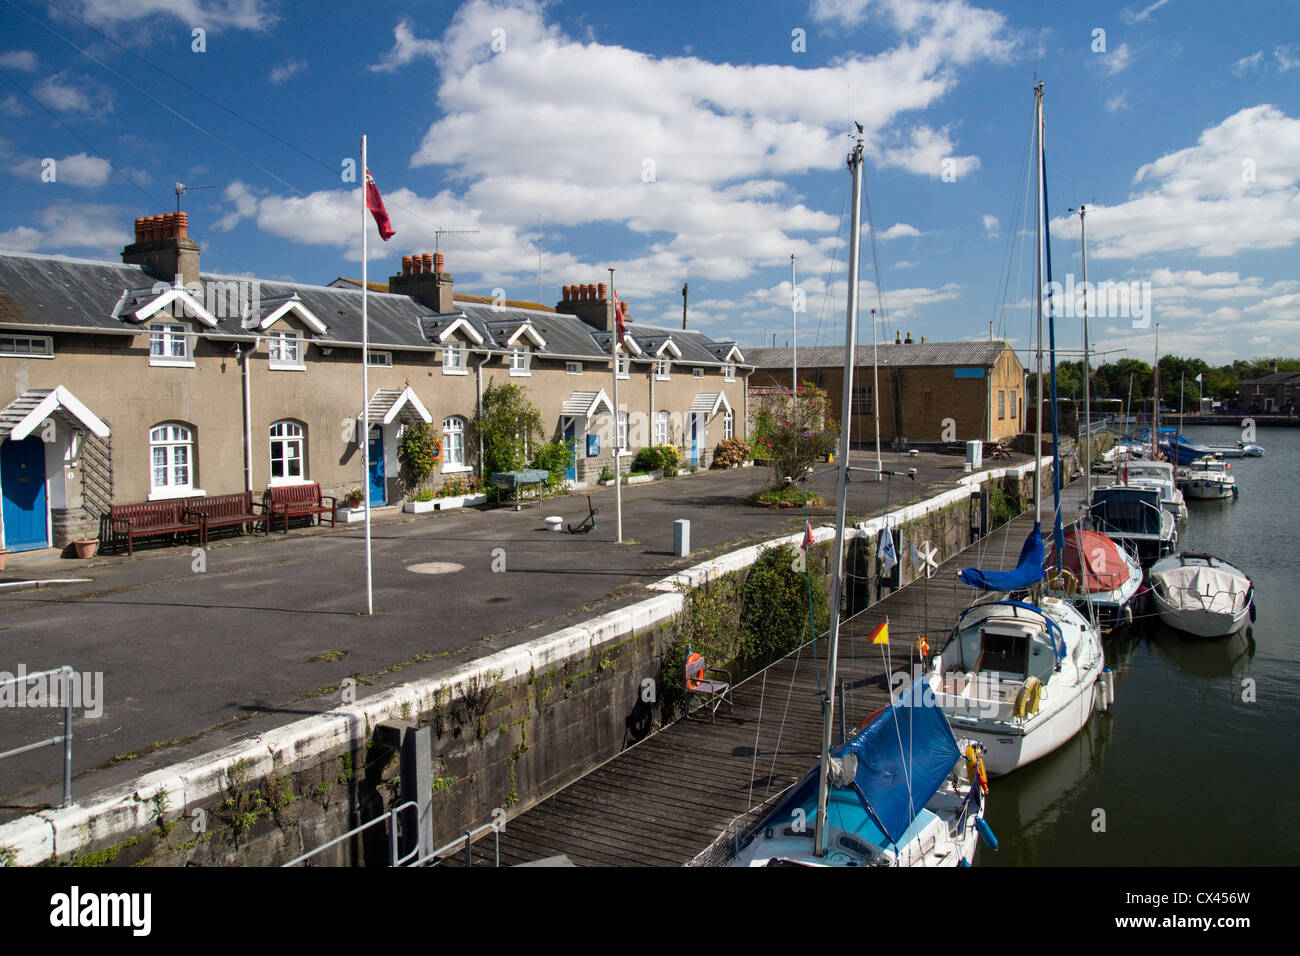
[241, 338, 255, 493]
[648, 359, 654, 445]
[474, 349, 490, 477]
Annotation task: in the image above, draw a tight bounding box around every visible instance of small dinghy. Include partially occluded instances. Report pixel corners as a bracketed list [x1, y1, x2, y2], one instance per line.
[1148, 553, 1254, 638]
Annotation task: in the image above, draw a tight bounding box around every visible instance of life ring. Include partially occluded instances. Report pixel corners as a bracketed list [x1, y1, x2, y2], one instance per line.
[1013, 676, 1043, 718]
[684, 652, 704, 691]
[1049, 568, 1078, 595]
[428, 437, 443, 463]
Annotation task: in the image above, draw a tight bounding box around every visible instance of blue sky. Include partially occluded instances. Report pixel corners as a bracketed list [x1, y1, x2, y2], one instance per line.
[1, 0, 1297, 364]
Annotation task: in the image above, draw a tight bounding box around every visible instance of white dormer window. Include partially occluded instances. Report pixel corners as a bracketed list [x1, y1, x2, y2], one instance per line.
[724, 362, 735, 382]
[510, 345, 531, 375]
[566, 361, 582, 374]
[149, 323, 192, 366]
[692, 367, 704, 378]
[268, 330, 304, 369]
[656, 358, 670, 380]
[617, 354, 630, 378]
[442, 342, 466, 374]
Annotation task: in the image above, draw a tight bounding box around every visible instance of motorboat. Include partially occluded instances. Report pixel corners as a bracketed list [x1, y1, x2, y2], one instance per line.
[1177, 456, 1237, 500]
[1119, 460, 1187, 520]
[1148, 552, 1254, 638]
[1045, 527, 1144, 629]
[1087, 485, 1177, 565]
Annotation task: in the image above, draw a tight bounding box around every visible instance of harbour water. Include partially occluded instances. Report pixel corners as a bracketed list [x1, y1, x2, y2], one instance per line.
[983, 424, 1299, 865]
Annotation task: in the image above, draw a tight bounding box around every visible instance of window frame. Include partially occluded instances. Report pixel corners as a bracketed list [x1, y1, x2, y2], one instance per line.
[442, 415, 471, 473]
[616, 354, 630, 379]
[0, 334, 54, 358]
[442, 342, 467, 375]
[655, 357, 670, 381]
[367, 350, 393, 367]
[267, 330, 304, 370]
[654, 410, 669, 446]
[998, 390, 1006, 420]
[617, 410, 630, 455]
[565, 361, 582, 375]
[268, 420, 307, 485]
[692, 367, 704, 379]
[148, 323, 193, 367]
[723, 409, 735, 440]
[723, 362, 735, 382]
[509, 345, 531, 376]
[851, 385, 874, 415]
[148, 422, 198, 498]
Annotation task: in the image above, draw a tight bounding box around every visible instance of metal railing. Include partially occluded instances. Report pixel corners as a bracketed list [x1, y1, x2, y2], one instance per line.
[283, 803, 503, 867]
[0, 665, 74, 808]
[409, 821, 502, 868]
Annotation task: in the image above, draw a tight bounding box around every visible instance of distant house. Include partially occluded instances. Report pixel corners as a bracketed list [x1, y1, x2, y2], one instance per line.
[1238, 362, 1300, 414]
[0, 213, 750, 553]
[747, 334, 1024, 446]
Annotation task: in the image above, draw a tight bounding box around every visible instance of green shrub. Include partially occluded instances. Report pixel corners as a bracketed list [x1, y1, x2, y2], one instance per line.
[471, 382, 543, 476]
[531, 439, 574, 488]
[634, 444, 681, 473]
[740, 543, 829, 659]
[398, 422, 440, 491]
[712, 437, 751, 468]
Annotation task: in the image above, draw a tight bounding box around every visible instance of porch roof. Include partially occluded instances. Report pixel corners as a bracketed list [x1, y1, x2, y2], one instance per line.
[0, 386, 110, 440]
[365, 386, 432, 426]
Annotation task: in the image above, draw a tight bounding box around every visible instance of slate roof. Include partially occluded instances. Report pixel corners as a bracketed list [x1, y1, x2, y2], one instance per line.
[0, 251, 751, 365]
[1240, 370, 1300, 386]
[747, 341, 1014, 369]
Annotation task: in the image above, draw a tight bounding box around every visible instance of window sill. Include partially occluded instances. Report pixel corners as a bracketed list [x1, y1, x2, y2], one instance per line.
[150, 358, 195, 368]
[442, 367, 468, 376]
[269, 363, 306, 372]
[656, 376, 670, 382]
[440, 464, 472, 474]
[509, 370, 532, 377]
[269, 476, 310, 487]
[3, 353, 55, 360]
[148, 488, 203, 501]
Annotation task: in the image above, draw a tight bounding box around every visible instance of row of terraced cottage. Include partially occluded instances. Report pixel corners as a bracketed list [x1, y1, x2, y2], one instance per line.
[0, 212, 750, 554]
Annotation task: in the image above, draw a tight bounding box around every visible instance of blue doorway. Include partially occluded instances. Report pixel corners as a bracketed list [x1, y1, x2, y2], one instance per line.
[368, 426, 386, 506]
[2, 437, 49, 551]
[689, 415, 699, 467]
[563, 418, 577, 482]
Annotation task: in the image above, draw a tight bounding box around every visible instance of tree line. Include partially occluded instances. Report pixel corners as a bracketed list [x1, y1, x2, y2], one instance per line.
[1028, 356, 1300, 407]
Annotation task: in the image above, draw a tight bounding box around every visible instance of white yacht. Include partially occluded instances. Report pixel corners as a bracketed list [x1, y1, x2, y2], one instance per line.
[1149, 553, 1254, 637]
[1177, 456, 1238, 500]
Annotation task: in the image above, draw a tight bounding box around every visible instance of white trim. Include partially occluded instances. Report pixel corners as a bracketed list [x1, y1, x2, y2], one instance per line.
[618, 336, 643, 356]
[692, 368, 704, 378]
[566, 362, 582, 374]
[149, 358, 197, 369]
[505, 323, 547, 349]
[367, 350, 393, 367]
[440, 464, 472, 475]
[9, 386, 110, 440]
[379, 386, 433, 425]
[434, 317, 484, 346]
[256, 294, 328, 334]
[148, 487, 205, 501]
[654, 339, 682, 359]
[441, 367, 469, 376]
[129, 287, 219, 328]
[0, 334, 53, 358]
[718, 345, 745, 363]
[268, 476, 311, 487]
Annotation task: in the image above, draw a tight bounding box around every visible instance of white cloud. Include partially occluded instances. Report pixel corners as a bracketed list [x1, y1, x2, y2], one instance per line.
[0, 204, 129, 254]
[875, 222, 921, 240]
[982, 214, 999, 237]
[66, 0, 276, 32]
[0, 94, 25, 117]
[32, 73, 110, 114]
[369, 18, 440, 73]
[1101, 42, 1132, 76]
[894, 259, 919, 268]
[0, 50, 38, 71]
[12, 153, 112, 187]
[1050, 105, 1300, 260]
[1276, 44, 1300, 72]
[213, 180, 261, 231]
[1105, 92, 1129, 113]
[269, 58, 306, 84]
[1232, 51, 1263, 76]
[1120, 0, 1172, 25]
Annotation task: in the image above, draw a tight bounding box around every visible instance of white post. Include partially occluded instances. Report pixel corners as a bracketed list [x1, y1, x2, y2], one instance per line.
[610, 267, 622, 544]
[1079, 205, 1091, 501]
[791, 254, 797, 400]
[361, 134, 374, 616]
[872, 306, 881, 480]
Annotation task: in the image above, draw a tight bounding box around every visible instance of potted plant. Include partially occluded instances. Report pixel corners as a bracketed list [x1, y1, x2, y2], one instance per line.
[344, 487, 365, 508]
[403, 488, 437, 514]
[72, 538, 99, 559]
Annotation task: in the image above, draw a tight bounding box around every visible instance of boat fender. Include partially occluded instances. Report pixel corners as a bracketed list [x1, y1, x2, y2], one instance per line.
[958, 858, 971, 867]
[975, 817, 998, 851]
[965, 745, 989, 795]
[1249, 600, 1256, 623]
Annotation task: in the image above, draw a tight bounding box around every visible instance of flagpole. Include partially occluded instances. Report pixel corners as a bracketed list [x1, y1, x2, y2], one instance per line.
[361, 134, 374, 616]
[610, 267, 623, 544]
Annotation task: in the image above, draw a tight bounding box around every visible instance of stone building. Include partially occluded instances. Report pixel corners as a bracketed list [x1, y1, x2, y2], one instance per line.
[0, 213, 749, 553]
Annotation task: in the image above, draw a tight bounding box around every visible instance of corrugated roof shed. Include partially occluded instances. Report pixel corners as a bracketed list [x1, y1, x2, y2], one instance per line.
[747, 341, 1013, 369]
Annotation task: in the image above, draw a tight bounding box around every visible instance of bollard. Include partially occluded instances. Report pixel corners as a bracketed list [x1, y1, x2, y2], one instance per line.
[674, 519, 690, 557]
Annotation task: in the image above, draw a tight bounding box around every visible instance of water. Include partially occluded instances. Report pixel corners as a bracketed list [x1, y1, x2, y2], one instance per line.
[983, 424, 1300, 865]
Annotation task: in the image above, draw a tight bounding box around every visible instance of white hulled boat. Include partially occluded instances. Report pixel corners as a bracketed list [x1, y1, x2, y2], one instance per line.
[1178, 456, 1238, 500]
[1087, 484, 1177, 566]
[1046, 526, 1144, 629]
[1149, 552, 1254, 637]
[1120, 459, 1187, 520]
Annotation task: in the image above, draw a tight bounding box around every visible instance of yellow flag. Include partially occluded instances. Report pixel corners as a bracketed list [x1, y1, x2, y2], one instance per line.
[870, 621, 888, 645]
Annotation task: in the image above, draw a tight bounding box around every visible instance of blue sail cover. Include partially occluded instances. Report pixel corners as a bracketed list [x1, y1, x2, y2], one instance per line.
[748, 681, 961, 850]
[959, 522, 1046, 591]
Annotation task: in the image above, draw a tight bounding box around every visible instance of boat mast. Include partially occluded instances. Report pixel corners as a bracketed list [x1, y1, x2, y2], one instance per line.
[1076, 204, 1090, 502]
[1153, 323, 1160, 458]
[814, 127, 864, 859]
[1033, 83, 1044, 529]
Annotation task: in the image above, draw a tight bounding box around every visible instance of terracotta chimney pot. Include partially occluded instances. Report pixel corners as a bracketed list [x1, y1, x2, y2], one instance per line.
[402, 255, 413, 276]
[423, 253, 434, 273]
[433, 253, 444, 273]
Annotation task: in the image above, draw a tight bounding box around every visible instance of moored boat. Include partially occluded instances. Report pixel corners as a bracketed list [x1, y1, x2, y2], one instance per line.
[1177, 456, 1238, 500]
[1087, 484, 1177, 565]
[1046, 527, 1144, 628]
[1148, 552, 1254, 638]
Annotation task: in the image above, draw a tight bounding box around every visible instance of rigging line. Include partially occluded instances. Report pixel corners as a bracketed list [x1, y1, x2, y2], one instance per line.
[764, 644, 805, 804]
[993, 114, 1035, 340]
[746, 668, 768, 813]
[0, 65, 250, 275]
[813, 185, 850, 352]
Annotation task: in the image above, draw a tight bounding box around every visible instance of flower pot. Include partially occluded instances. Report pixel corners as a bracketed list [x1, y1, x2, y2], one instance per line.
[73, 539, 99, 559]
[403, 499, 438, 514]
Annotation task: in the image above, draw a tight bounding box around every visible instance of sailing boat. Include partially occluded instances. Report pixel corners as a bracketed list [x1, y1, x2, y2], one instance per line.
[718, 129, 986, 868]
[924, 83, 1109, 778]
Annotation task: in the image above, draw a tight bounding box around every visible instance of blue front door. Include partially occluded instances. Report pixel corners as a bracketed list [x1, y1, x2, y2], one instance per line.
[563, 419, 577, 481]
[690, 415, 699, 466]
[368, 427, 386, 505]
[2, 437, 49, 551]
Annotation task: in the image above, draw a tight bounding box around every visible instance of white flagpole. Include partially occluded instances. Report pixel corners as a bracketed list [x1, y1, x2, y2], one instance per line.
[361, 134, 374, 616]
[610, 267, 623, 543]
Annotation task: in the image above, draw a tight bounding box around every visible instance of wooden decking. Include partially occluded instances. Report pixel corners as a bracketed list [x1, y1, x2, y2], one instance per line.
[450, 508, 1046, 867]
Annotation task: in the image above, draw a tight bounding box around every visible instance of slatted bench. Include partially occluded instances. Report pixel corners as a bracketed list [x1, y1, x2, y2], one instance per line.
[264, 483, 337, 533]
[184, 492, 267, 544]
[108, 500, 203, 556]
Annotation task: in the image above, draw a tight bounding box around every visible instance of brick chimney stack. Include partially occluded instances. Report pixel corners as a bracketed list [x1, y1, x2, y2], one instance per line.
[390, 252, 454, 313]
[122, 211, 200, 285]
[556, 279, 622, 332]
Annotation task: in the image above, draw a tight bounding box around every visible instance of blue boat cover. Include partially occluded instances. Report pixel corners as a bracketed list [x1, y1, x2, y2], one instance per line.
[959, 522, 1046, 592]
[749, 681, 961, 850]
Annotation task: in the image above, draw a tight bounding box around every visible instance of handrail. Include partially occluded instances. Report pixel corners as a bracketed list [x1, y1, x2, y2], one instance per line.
[0, 666, 74, 808]
[281, 800, 418, 867]
[409, 820, 502, 867]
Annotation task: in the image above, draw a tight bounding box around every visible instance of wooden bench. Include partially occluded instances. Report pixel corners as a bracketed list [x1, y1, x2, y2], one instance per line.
[684, 647, 732, 721]
[108, 500, 203, 556]
[183, 492, 267, 544]
[264, 483, 337, 533]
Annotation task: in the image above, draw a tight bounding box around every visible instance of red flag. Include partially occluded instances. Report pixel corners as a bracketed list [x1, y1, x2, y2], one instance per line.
[611, 284, 626, 347]
[365, 168, 395, 241]
[801, 520, 814, 551]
